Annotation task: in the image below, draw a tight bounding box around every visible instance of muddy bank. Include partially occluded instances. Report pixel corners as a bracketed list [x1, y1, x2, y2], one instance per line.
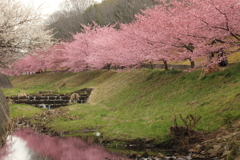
[10, 108, 240, 159]
[12, 108, 73, 136]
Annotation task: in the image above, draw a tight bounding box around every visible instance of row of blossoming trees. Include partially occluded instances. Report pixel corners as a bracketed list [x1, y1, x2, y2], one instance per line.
[2, 0, 240, 76]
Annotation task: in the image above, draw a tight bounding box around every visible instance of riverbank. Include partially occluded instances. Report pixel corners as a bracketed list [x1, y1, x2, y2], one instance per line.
[9, 108, 240, 159]
[2, 63, 240, 158]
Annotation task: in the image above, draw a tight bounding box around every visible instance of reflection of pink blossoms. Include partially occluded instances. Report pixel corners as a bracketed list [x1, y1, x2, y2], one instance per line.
[13, 128, 128, 160]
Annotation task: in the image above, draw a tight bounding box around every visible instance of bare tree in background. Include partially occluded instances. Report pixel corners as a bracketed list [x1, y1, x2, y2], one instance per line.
[46, 0, 95, 40]
[83, 0, 157, 25]
[0, 0, 54, 68]
[46, 0, 158, 41]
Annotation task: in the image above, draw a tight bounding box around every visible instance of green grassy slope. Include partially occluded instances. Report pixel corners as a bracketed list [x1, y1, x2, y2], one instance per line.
[3, 64, 240, 143]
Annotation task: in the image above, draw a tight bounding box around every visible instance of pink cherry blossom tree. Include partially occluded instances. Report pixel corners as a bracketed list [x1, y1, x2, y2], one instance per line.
[42, 43, 69, 72]
[120, 19, 177, 70]
[5, 0, 240, 75]
[86, 24, 146, 70]
[128, 0, 240, 68]
[130, 0, 203, 68]
[60, 24, 101, 72]
[1, 54, 44, 76]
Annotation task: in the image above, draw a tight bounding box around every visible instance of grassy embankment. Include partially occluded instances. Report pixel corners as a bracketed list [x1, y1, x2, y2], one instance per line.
[3, 63, 240, 144]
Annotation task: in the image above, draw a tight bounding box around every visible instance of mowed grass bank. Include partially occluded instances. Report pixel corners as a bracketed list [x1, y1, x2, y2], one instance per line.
[3, 64, 240, 143]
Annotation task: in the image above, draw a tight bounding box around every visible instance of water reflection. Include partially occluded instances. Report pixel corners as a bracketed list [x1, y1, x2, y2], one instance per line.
[1, 136, 48, 160]
[0, 128, 129, 160]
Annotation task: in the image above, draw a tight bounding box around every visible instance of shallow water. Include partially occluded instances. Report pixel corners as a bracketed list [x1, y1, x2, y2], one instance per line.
[0, 128, 129, 160]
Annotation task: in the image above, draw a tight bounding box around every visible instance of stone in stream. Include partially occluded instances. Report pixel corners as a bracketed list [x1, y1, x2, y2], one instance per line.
[156, 152, 165, 158]
[17, 92, 27, 99]
[128, 152, 137, 158]
[141, 152, 149, 158]
[70, 93, 80, 101]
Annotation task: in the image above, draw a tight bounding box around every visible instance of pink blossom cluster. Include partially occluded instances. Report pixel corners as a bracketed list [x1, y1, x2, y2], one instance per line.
[2, 0, 240, 76]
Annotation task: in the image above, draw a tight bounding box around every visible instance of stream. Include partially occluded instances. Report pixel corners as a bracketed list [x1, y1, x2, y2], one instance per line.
[0, 128, 130, 160]
[0, 128, 196, 160]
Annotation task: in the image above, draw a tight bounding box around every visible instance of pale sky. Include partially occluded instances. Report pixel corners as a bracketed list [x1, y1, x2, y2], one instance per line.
[18, 0, 103, 16]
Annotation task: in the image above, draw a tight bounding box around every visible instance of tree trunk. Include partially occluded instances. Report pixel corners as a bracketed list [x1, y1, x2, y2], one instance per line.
[208, 52, 214, 62]
[163, 60, 168, 70]
[150, 61, 154, 69]
[190, 60, 195, 68]
[106, 63, 111, 70]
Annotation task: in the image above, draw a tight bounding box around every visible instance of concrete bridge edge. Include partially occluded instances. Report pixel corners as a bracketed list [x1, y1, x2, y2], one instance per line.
[0, 73, 12, 148]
